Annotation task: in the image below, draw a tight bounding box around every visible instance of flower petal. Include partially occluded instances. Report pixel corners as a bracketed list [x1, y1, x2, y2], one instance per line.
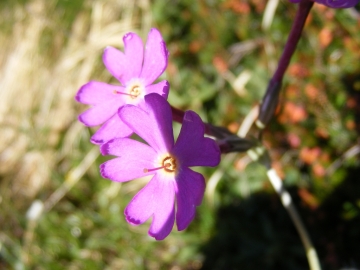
[319, 0, 358, 8]
[288, 0, 359, 8]
[75, 81, 124, 105]
[102, 46, 128, 85]
[144, 80, 170, 99]
[140, 28, 169, 85]
[172, 111, 220, 167]
[125, 173, 176, 240]
[100, 138, 157, 182]
[90, 114, 133, 145]
[124, 177, 156, 225]
[78, 98, 124, 127]
[123, 32, 144, 83]
[119, 93, 174, 153]
[175, 168, 205, 231]
[103, 34, 144, 85]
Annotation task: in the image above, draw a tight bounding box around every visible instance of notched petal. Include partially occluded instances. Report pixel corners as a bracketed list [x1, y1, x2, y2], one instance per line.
[119, 94, 174, 152]
[140, 28, 169, 85]
[102, 46, 128, 85]
[100, 137, 156, 157]
[175, 168, 205, 231]
[122, 32, 144, 82]
[78, 98, 122, 127]
[144, 80, 170, 99]
[75, 81, 124, 105]
[90, 114, 133, 145]
[172, 110, 220, 167]
[124, 174, 176, 241]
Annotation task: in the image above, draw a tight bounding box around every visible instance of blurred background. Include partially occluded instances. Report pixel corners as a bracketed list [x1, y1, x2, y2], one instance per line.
[0, 0, 360, 269]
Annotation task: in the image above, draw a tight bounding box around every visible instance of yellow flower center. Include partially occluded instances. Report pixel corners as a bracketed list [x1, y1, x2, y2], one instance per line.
[112, 80, 144, 103]
[143, 155, 178, 174]
[129, 85, 141, 99]
[162, 156, 177, 172]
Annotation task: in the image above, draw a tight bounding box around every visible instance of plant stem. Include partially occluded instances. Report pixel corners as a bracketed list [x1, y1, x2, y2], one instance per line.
[257, 0, 314, 129]
[267, 168, 321, 270]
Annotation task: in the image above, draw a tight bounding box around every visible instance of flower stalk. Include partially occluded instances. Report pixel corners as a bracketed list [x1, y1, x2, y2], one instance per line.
[266, 169, 321, 270]
[250, 146, 321, 270]
[257, 0, 314, 129]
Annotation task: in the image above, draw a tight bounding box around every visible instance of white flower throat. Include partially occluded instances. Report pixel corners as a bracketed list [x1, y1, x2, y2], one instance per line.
[113, 79, 145, 104]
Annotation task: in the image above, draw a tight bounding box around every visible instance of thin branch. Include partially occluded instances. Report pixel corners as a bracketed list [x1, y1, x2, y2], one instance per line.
[326, 144, 360, 176]
[267, 168, 321, 270]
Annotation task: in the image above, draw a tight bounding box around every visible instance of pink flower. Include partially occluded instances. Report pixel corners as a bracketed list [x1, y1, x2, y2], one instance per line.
[75, 28, 169, 144]
[289, 0, 359, 8]
[100, 94, 221, 240]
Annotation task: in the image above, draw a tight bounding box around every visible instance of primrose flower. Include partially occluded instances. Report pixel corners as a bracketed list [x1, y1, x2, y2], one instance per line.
[75, 28, 169, 144]
[100, 94, 221, 240]
[289, 0, 359, 8]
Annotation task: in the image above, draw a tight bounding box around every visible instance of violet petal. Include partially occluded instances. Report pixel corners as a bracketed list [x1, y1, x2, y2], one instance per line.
[172, 111, 220, 167]
[119, 93, 174, 153]
[125, 173, 176, 240]
[102, 36, 145, 86]
[122, 32, 144, 82]
[144, 80, 170, 99]
[140, 28, 169, 86]
[318, 0, 359, 8]
[90, 114, 133, 145]
[78, 98, 123, 127]
[100, 138, 157, 181]
[288, 0, 359, 7]
[175, 168, 205, 231]
[75, 81, 125, 105]
[102, 46, 128, 85]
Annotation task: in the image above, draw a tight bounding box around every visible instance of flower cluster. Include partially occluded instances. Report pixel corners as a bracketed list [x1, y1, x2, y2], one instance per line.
[289, 0, 359, 8]
[76, 29, 221, 240]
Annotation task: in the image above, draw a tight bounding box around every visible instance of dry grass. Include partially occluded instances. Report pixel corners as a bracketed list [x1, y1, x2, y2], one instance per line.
[0, 0, 152, 265]
[0, 0, 149, 196]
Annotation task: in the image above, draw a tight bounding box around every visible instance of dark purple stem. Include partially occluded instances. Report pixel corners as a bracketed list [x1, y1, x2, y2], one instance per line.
[257, 0, 313, 129]
[171, 106, 185, 124]
[273, 0, 314, 81]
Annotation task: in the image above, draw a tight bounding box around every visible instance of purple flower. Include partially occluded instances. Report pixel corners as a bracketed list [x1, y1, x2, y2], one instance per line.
[75, 28, 169, 144]
[289, 0, 359, 8]
[100, 94, 221, 240]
